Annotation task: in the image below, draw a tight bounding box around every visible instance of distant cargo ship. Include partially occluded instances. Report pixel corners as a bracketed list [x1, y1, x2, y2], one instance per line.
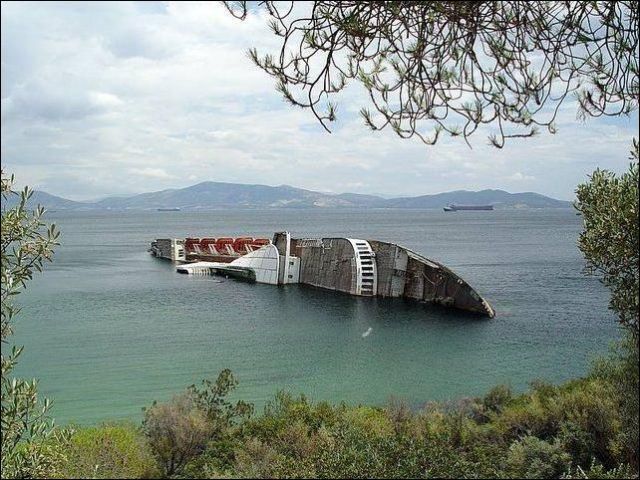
[443, 204, 493, 212]
[157, 207, 181, 211]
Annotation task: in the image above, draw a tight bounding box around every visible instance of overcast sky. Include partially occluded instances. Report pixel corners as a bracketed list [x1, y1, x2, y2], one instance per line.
[2, 1, 638, 201]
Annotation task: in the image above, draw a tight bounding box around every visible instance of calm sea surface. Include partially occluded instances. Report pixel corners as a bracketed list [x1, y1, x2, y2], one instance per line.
[13, 209, 618, 425]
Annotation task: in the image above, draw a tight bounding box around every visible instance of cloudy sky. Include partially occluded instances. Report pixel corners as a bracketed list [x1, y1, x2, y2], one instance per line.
[2, 1, 637, 201]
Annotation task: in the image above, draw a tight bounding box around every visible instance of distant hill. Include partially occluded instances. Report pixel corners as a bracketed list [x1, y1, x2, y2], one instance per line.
[1, 190, 86, 211]
[2, 182, 573, 211]
[93, 182, 360, 209]
[384, 189, 571, 209]
[334, 192, 388, 207]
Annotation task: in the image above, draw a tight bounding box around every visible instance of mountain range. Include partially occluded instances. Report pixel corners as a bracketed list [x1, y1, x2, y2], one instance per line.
[3, 181, 573, 210]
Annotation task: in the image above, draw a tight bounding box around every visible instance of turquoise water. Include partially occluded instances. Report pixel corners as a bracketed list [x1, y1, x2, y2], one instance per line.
[12, 209, 618, 425]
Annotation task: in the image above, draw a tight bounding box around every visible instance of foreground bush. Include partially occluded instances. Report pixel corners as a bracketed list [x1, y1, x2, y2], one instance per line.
[505, 436, 571, 478]
[143, 393, 211, 477]
[575, 139, 639, 342]
[592, 336, 640, 471]
[161, 365, 636, 479]
[21, 339, 635, 479]
[1, 173, 59, 478]
[57, 423, 159, 479]
[10, 352, 635, 479]
[142, 369, 253, 477]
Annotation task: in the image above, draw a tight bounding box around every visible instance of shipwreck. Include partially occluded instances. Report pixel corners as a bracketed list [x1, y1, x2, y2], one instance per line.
[149, 232, 494, 318]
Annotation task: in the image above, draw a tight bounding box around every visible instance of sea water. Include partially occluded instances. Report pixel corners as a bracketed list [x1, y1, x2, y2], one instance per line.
[12, 208, 618, 425]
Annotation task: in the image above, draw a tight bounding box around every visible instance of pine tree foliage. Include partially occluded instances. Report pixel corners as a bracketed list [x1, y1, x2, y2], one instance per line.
[225, 1, 638, 147]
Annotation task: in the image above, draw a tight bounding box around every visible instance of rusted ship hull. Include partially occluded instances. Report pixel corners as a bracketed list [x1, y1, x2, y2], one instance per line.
[368, 241, 494, 317]
[150, 232, 494, 318]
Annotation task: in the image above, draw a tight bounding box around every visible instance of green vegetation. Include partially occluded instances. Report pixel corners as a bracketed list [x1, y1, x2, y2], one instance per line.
[576, 139, 640, 342]
[180, 351, 637, 478]
[1, 171, 60, 479]
[576, 138, 640, 472]
[25, 353, 635, 479]
[141, 369, 253, 477]
[53, 423, 160, 479]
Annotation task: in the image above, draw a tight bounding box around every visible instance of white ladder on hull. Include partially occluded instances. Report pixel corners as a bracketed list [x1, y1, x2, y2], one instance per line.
[347, 239, 377, 296]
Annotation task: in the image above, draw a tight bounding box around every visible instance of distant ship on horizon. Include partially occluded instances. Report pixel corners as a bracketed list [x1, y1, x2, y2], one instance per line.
[443, 204, 494, 212]
[157, 207, 181, 211]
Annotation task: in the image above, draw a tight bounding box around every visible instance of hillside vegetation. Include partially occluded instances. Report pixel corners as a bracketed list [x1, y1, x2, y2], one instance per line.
[23, 343, 638, 479]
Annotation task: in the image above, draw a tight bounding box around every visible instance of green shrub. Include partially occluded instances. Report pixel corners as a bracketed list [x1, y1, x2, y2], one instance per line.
[143, 370, 253, 478]
[42, 367, 631, 479]
[490, 392, 561, 441]
[555, 379, 620, 468]
[182, 434, 244, 479]
[342, 406, 394, 438]
[309, 425, 392, 478]
[482, 384, 513, 414]
[187, 369, 253, 435]
[557, 421, 597, 469]
[385, 396, 414, 435]
[233, 437, 294, 479]
[7, 428, 72, 479]
[562, 461, 638, 479]
[1, 173, 60, 479]
[575, 139, 639, 341]
[505, 435, 572, 479]
[592, 335, 640, 470]
[244, 392, 344, 440]
[60, 422, 159, 479]
[142, 393, 211, 477]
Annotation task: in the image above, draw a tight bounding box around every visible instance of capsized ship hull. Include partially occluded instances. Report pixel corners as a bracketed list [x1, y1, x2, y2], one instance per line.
[150, 232, 494, 318]
[367, 240, 494, 316]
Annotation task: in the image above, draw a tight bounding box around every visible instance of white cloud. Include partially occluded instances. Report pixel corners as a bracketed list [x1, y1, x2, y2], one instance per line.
[128, 167, 175, 180]
[88, 92, 124, 109]
[1, 1, 638, 201]
[507, 172, 536, 181]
